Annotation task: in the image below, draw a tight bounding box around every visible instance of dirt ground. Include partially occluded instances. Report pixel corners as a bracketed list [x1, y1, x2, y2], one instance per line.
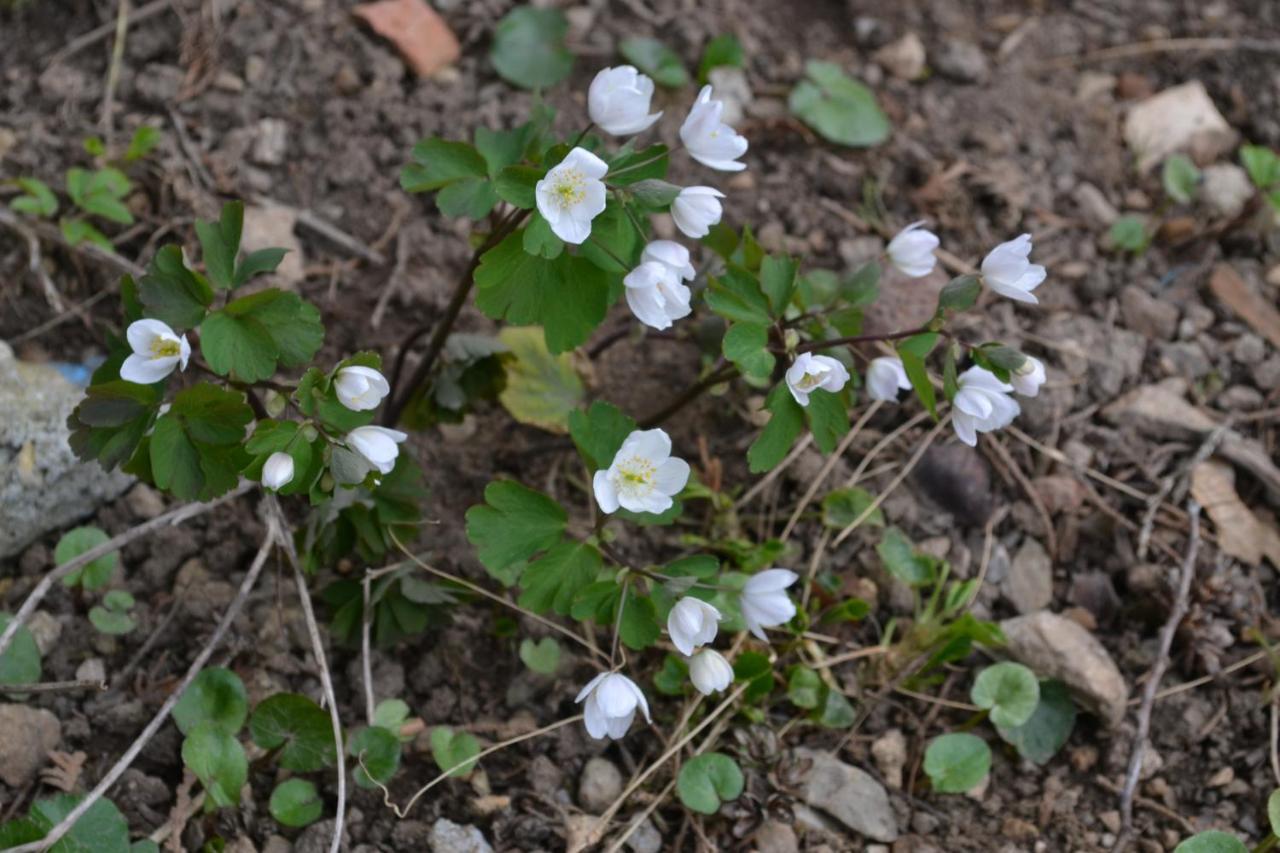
[3, 0, 1280, 850]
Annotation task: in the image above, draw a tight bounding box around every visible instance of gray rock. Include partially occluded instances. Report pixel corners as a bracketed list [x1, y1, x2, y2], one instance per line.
[1073, 183, 1119, 226]
[626, 818, 662, 853]
[873, 33, 926, 81]
[1123, 82, 1236, 171]
[252, 118, 289, 166]
[754, 821, 799, 853]
[1200, 163, 1253, 218]
[1119, 285, 1179, 340]
[260, 837, 291, 853]
[125, 483, 166, 520]
[0, 703, 61, 786]
[934, 40, 989, 83]
[391, 820, 433, 850]
[0, 342, 132, 559]
[871, 728, 907, 789]
[25, 610, 62, 656]
[1158, 341, 1212, 379]
[1255, 355, 1280, 390]
[1040, 314, 1145, 398]
[428, 818, 493, 853]
[1000, 611, 1128, 727]
[707, 66, 752, 127]
[578, 756, 623, 813]
[1232, 333, 1266, 366]
[75, 658, 107, 684]
[1003, 538, 1053, 614]
[793, 747, 898, 842]
[294, 820, 347, 853]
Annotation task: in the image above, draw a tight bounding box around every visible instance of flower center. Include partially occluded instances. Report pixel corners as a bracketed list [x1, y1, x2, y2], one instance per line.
[150, 338, 180, 358]
[549, 168, 586, 211]
[796, 371, 822, 390]
[613, 456, 655, 497]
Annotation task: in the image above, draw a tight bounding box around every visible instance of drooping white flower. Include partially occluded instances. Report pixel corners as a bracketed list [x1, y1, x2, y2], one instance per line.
[680, 85, 748, 171]
[262, 452, 295, 490]
[866, 356, 911, 403]
[535, 147, 608, 245]
[593, 428, 690, 515]
[1010, 355, 1046, 397]
[785, 353, 850, 407]
[886, 221, 940, 278]
[334, 366, 390, 412]
[980, 234, 1046, 304]
[345, 425, 408, 475]
[670, 186, 724, 238]
[641, 240, 696, 281]
[575, 671, 651, 740]
[623, 261, 692, 330]
[740, 569, 799, 640]
[667, 597, 721, 657]
[120, 318, 191, 385]
[951, 366, 1020, 447]
[688, 649, 733, 696]
[588, 66, 662, 136]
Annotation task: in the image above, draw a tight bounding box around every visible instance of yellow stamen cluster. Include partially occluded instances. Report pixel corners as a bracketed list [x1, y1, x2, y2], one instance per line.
[550, 168, 586, 210]
[149, 337, 180, 358]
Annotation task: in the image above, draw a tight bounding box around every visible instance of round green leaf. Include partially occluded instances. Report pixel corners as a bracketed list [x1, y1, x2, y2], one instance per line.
[490, 7, 573, 90]
[923, 733, 991, 794]
[619, 37, 689, 88]
[0, 613, 41, 687]
[269, 779, 323, 828]
[971, 662, 1040, 728]
[55, 526, 119, 590]
[1269, 788, 1280, 837]
[788, 61, 890, 148]
[173, 667, 248, 736]
[181, 721, 248, 808]
[787, 666, 823, 710]
[995, 679, 1076, 765]
[677, 753, 744, 815]
[1174, 831, 1249, 853]
[372, 698, 411, 737]
[249, 693, 337, 772]
[348, 725, 401, 789]
[519, 637, 561, 675]
[88, 606, 136, 635]
[430, 726, 480, 778]
[27, 793, 131, 852]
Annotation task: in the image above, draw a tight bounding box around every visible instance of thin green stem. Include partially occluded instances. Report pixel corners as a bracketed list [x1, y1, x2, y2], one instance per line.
[618, 197, 649, 243]
[606, 148, 670, 181]
[587, 233, 632, 271]
[610, 578, 629, 668]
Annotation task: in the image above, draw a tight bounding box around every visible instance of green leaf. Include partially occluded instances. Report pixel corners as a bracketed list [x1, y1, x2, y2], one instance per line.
[205, 288, 324, 379]
[493, 165, 543, 208]
[812, 685, 856, 728]
[1162, 154, 1201, 204]
[976, 344, 1028, 376]
[619, 37, 689, 88]
[1109, 215, 1149, 253]
[748, 383, 805, 473]
[787, 666, 823, 709]
[372, 698, 412, 737]
[995, 679, 1076, 765]
[10, 178, 58, 217]
[60, 217, 113, 250]
[519, 637, 561, 674]
[195, 201, 243, 290]
[437, 177, 498, 219]
[627, 179, 681, 208]
[722, 322, 774, 379]
[401, 138, 489, 192]
[522, 213, 564, 259]
[842, 261, 881, 307]
[923, 733, 991, 794]
[475, 124, 532, 176]
[578, 198, 641, 274]
[1241, 144, 1280, 189]
[822, 487, 883, 529]
[465, 480, 567, 578]
[1174, 832, 1249, 853]
[68, 380, 161, 471]
[805, 389, 850, 454]
[789, 60, 890, 148]
[820, 597, 870, 625]
[474, 232, 612, 353]
[348, 725, 401, 788]
[269, 778, 323, 828]
[877, 527, 936, 586]
[937, 274, 981, 314]
[170, 383, 255, 445]
[0, 613, 41, 688]
[138, 245, 214, 329]
[698, 34, 743, 84]
[733, 651, 774, 703]
[970, 662, 1040, 728]
[1269, 788, 1280, 837]
[430, 726, 480, 777]
[67, 167, 133, 224]
[706, 266, 771, 324]
[234, 248, 287, 287]
[496, 326, 584, 433]
[759, 255, 798, 315]
[519, 541, 602, 616]
[125, 125, 162, 162]
[149, 384, 252, 502]
[88, 607, 135, 635]
[896, 341, 936, 419]
[490, 6, 573, 90]
[173, 667, 248, 736]
[619, 592, 661, 650]
[199, 311, 277, 383]
[182, 721, 248, 808]
[26, 794, 132, 853]
[55, 526, 118, 590]
[606, 144, 669, 187]
[677, 753, 744, 815]
[249, 692, 337, 772]
[653, 653, 690, 695]
[568, 401, 637, 471]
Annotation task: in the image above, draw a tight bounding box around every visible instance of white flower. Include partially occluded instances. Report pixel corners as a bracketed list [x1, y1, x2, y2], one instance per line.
[624, 261, 692, 330]
[688, 649, 733, 696]
[345, 425, 408, 475]
[262, 452, 295, 490]
[951, 366, 1020, 447]
[866, 356, 911, 403]
[120, 319, 190, 384]
[334, 366, 390, 412]
[667, 597, 721, 656]
[980, 234, 1046, 304]
[680, 85, 748, 171]
[535, 147, 608, 245]
[740, 569, 799, 640]
[575, 671, 651, 740]
[886, 221, 940, 278]
[785, 353, 850, 407]
[1010, 355, 1046, 397]
[670, 186, 724, 238]
[588, 66, 662, 136]
[641, 240, 696, 281]
[593, 428, 690, 515]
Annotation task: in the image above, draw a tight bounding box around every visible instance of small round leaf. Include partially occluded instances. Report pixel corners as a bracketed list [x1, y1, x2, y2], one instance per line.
[1269, 788, 1280, 837]
[181, 721, 248, 808]
[971, 662, 1040, 729]
[173, 667, 248, 736]
[55, 526, 119, 590]
[348, 725, 401, 789]
[430, 727, 480, 778]
[677, 753, 744, 815]
[269, 778, 323, 828]
[923, 733, 991, 794]
[519, 637, 561, 675]
[1174, 831, 1249, 853]
[250, 693, 336, 772]
[0, 613, 42, 687]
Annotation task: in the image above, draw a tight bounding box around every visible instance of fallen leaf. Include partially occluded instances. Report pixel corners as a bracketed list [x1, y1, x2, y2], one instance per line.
[1209, 264, 1280, 351]
[40, 750, 86, 792]
[353, 0, 460, 78]
[1190, 460, 1280, 569]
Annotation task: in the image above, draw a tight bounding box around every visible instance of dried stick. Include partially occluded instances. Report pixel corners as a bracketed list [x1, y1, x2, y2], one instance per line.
[1114, 501, 1202, 851]
[0, 481, 253, 660]
[0, 679, 106, 696]
[47, 0, 171, 65]
[734, 433, 813, 510]
[99, 0, 130, 140]
[360, 573, 376, 724]
[5, 514, 278, 853]
[0, 204, 143, 278]
[779, 400, 882, 541]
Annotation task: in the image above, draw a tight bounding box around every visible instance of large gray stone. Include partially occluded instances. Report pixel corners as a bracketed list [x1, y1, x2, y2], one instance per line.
[793, 747, 898, 842]
[0, 341, 131, 559]
[428, 819, 494, 853]
[1000, 611, 1128, 727]
[0, 703, 61, 786]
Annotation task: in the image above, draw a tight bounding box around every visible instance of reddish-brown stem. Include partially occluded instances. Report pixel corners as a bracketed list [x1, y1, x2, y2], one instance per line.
[795, 325, 944, 354]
